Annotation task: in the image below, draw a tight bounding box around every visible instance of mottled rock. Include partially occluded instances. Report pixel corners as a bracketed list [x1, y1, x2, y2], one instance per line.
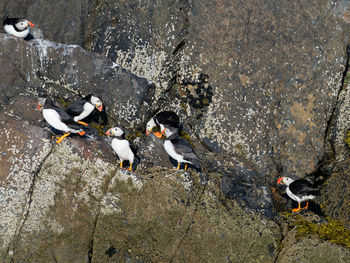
[277, 228, 350, 263]
[1, 0, 350, 261]
[0, 34, 41, 104]
[34, 38, 153, 127]
[85, 0, 350, 180]
[0, 0, 95, 46]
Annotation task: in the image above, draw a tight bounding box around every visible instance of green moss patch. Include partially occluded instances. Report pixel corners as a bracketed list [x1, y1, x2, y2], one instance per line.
[345, 130, 350, 149]
[293, 216, 350, 248]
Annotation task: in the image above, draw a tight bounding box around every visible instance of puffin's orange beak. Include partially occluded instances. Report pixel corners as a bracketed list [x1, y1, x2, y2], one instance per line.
[37, 103, 43, 111]
[27, 21, 35, 27]
[277, 177, 284, 184]
[153, 132, 162, 138]
[106, 129, 111, 136]
[96, 103, 103, 112]
[146, 130, 150, 135]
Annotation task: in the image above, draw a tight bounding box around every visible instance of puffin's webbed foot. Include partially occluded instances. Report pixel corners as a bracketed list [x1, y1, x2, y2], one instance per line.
[301, 201, 309, 210]
[292, 202, 301, 212]
[174, 162, 181, 170]
[56, 132, 70, 144]
[127, 163, 133, 172]
[77, 121, 89, 126]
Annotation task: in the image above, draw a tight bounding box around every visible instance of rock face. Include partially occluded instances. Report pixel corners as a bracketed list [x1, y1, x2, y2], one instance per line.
[86, 0, 350, 180]
[0, 0, 95, 46]
[1, 0, 350, 262]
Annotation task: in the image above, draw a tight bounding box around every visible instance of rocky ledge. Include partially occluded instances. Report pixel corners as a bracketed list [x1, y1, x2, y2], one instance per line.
[1, 0, 350, 262]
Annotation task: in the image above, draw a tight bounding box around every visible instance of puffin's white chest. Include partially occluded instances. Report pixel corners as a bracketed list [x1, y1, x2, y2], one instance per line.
[4, 24, 29, 38]
[43, 109, 70, 132]
[164, 140, 186, 163]
[286, 187, 300, 203]
[74, 103, 94, 121]
[111, 139, 134, 162]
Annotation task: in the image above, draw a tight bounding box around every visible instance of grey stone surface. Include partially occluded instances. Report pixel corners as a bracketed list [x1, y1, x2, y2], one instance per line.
[1, 0, 350, 261]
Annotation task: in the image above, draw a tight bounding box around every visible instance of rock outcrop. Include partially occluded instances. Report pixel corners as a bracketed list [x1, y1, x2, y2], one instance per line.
[1, 0, 350, 261]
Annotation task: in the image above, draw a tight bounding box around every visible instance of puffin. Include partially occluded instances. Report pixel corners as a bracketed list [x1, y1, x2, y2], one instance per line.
[277, 176, 320, 212]
[146, 111, 180, 138]
[3, 17, 35, 38]
[66, 94, 103, 126]
[163, 127, 200, 170]
[106, 126, 135, 171]
[37, 98, 86, 144]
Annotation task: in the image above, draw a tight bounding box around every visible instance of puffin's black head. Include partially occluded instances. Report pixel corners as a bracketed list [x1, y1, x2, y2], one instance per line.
[85, 94, 103, 112]
[4, 17, 35, 29]
[277, 177, 294, 186]
[37, 97, 56, 111]
[37, 97, 47, 111]
[16, 19, 35, 30]
[106, 126, 126, 137]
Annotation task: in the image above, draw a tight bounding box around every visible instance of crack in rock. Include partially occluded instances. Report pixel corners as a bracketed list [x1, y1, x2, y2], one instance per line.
[7, 141, 54, 256]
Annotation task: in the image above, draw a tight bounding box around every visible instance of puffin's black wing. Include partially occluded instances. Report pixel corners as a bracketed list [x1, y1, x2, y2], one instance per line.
[289, 179, 319, 196]
[66, 99, 86, 116]
[44, 98, 77, 125]
[46, 101, 76, 125]
[56, 107, 77, 125]
[155, 111, 180, 128]
[3, 17, 18, 26]
[171, 137, 200, 167]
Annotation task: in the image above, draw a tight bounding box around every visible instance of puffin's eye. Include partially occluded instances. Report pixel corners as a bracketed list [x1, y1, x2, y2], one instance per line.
[152, 126, 160, 133]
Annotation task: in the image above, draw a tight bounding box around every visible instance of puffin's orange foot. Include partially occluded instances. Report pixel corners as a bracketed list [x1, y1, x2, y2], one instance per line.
[292, 203, 301, 212]
[127, 163, 133, 172]
[56, 132, 70, 144]
[301, 201, 309, 210]
[77, 121, 89, 126]
[78, 130, 85, 136]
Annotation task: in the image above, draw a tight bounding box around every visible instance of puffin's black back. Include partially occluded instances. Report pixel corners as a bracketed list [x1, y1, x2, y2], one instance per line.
[44, 98, 77, 125]
[66, 98, 87, 116]
[289, 179, 319, 196]
[155, 111, 180, 128]
[3, 17, 18, 26]
[167, 133, 200, 168]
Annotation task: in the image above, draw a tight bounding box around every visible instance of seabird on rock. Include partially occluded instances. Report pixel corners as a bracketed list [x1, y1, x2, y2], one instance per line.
[163, 127, 200, 170]
[3, 17, 35, 38]
[146, 111, 179, 138]
[277, 176, 319, 212]
[106, 126, 135, 171]
[66, 94, 103, 126]
[37, 98, 86, 144]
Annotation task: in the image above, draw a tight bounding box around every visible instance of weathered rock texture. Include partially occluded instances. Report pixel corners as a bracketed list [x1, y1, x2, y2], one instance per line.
[86, 0, 350, 180]
[1, 0, 350, 262]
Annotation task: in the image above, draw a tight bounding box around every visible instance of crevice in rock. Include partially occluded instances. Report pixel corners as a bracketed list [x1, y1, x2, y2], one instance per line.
[169, 172, 208, 262]
[172, 40, 186, 56]
[316, 43, 350, 180]
[7, 141, 55, 257]
[271, 43, 350, 263]
[88, 211, 100, 263]
[87, 168, 118, 262]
